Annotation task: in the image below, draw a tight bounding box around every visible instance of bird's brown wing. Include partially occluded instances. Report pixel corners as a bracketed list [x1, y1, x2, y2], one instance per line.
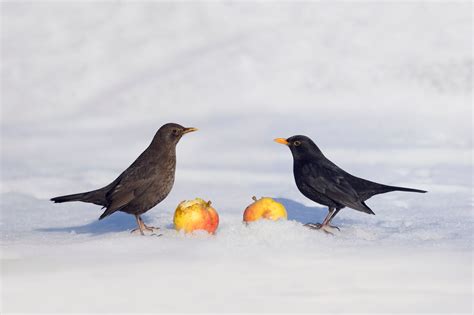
[303, 162, 374, 214]
[98, 164, 157, 220]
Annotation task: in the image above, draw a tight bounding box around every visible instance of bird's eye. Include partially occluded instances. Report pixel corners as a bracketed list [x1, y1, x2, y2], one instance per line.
[293, 141, 301, 147]
[172, 129, 179, 135]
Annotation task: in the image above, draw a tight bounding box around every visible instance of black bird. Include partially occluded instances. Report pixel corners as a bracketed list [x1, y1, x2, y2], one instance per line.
[275, 135, 426, 233]
[51, 123, 197, 235]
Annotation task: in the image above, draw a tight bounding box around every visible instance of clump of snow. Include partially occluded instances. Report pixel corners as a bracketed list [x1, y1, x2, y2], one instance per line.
[1, 1, 472, 314]
[177, 197, 209, 209]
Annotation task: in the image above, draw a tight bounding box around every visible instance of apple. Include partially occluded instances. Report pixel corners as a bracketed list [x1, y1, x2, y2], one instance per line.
[243, 196, 287, 223]
[173, 198, 219, 234]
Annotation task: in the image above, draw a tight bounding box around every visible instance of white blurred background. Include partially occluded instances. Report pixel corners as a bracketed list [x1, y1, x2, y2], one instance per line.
[2, 2, 471, 201]
[1, 2, 472, 313]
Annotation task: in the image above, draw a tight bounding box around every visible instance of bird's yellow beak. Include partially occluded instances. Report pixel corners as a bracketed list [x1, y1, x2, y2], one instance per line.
[182, 127, 198, 134]
[274, 138, 289, 145]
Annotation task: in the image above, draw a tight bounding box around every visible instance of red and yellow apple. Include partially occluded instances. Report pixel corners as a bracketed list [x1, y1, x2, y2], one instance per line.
[173, 198, 219, 234]
[243, 196, 287, 223]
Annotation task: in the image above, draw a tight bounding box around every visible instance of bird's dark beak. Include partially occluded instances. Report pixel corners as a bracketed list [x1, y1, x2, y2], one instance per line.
[274, 138, 289, 145]
[182, 127, 198, 135]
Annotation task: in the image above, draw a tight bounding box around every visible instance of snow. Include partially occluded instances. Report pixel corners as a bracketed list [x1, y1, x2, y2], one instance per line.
[1, 1, 472, 314]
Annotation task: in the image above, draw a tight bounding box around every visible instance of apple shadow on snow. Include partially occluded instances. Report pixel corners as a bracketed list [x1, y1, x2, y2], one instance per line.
[37, 211, 156, 235]
[274, 198, 327, 224]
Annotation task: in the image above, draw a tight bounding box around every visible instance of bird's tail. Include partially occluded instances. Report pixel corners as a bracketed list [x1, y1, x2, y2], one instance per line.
[353, 200, 375, 215]
[51, 190, 106, 206]
[380, 185, 427, 194]
[51, 192, 87, 203]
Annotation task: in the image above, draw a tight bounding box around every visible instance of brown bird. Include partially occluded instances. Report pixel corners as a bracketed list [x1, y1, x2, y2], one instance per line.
[51, 123, 197, 235]
[275, 135, 426, 233]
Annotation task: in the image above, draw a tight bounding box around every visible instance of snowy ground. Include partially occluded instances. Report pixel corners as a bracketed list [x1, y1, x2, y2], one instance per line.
[1, 2, 472, 314]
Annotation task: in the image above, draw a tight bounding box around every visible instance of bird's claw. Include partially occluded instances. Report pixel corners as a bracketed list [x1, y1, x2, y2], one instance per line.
[143, 225, 160, 232]
[304, 223, 323, 229]
[130, 228, 160, 236]
[320, 225, 339, 235]
[304, 222, 340, 234]
[130, 228, 145, 236]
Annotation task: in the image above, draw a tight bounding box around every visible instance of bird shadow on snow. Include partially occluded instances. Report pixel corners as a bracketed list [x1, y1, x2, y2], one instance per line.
[36, 212, 153, 235]
[274, 198, 327, 224]
[275, 198, 371, 227]
[37, 199, 357, 235]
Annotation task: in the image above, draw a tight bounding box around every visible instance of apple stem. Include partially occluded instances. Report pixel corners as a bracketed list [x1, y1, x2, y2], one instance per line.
[252, 196, 257, 202]
[207, 200, 212, 207]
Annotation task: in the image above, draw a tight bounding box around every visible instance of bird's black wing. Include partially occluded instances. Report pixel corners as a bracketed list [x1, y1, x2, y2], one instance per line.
[302, 161, 374, 214]
[98, 163, 157, 220]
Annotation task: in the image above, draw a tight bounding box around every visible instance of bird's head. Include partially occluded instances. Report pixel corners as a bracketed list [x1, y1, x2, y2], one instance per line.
[274, 135, 322, 159]
[154, 123, 198, 145]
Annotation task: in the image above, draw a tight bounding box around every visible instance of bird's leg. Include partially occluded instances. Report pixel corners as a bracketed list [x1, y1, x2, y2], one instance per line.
[305, 208, 340, 234]
[321, 208, 334, 225]
[324, 208, 341, 231]
[138, 216, 160, 232]
[131, 214, 145, 235]
[319, 208, 340, 234]
[304, 208, 333, 229]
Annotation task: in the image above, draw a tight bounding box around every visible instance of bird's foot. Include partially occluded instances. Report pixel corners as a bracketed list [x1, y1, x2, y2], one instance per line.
[130, 228, 162, 237]
[143, 224, 160, 232]
[304, 222, 323, 229]
[130, 228, 145, 236]
[304, 222, 340, 235]
[132, 215, 161, 236]
[321, 224, 340, 234]
[325, 224, 340, 231]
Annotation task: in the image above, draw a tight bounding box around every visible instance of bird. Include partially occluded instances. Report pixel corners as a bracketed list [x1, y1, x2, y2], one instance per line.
[51, 123, 197, 235]
[274, 135, 426, 233]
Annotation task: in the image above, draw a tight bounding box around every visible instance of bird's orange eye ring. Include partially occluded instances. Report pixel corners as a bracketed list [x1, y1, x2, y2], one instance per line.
[293, 141, 301, 147]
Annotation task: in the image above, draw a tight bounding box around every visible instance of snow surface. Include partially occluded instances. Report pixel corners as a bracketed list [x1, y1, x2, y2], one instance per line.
[1, 2, 472, 314]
